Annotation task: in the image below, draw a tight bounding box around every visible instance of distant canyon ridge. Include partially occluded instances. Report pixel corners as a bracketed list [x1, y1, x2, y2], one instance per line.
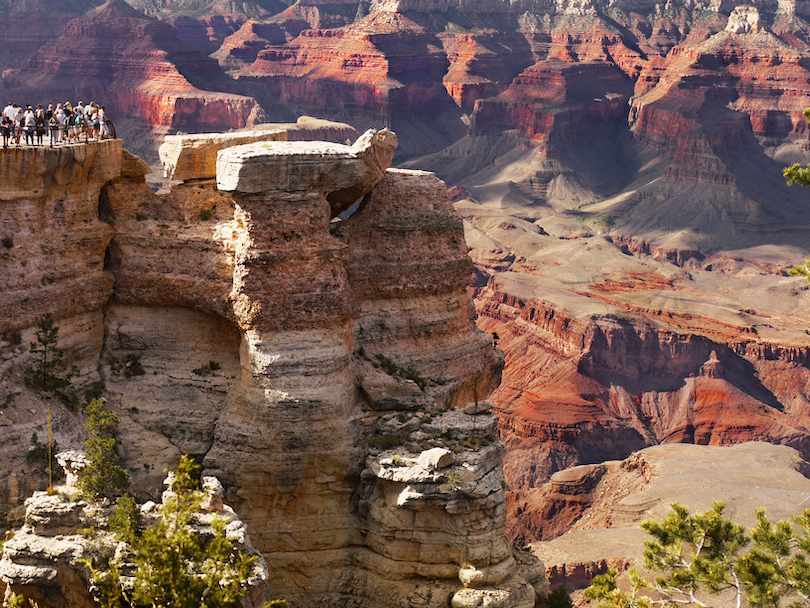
[3, 0, 810, 546]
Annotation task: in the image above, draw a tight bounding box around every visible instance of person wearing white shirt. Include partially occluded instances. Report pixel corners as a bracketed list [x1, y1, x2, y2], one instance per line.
[23, 107, 35, 146]
[13, 106, 23, 145]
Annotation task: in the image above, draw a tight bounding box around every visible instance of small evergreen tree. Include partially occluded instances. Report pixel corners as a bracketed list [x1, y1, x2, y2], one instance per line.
[547, 586, 574, 608]
[78, 398, 129, 500]
[789, 260, 810, 283]
[25, 313, 75, 392]
[87, 455, 257, 608]
[585, 503, 810, 608]
[108, 494, 142, 543]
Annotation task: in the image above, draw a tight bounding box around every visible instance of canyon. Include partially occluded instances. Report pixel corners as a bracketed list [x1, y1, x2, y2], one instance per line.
[2, 0, 810, 601]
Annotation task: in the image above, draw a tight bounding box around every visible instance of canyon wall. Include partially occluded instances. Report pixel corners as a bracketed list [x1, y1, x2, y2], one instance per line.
[0, 132, 545, 608]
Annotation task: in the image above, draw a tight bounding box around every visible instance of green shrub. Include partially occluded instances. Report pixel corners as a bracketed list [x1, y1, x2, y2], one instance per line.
[372, 354, 428, 390]
[108, 494, 143, 543]
[368, 431, 410, 449]
[547, 587, 573, 608]
[199, 208, 213, 220]
[109, 353, 145, 378]
[2, 236, 13, 248]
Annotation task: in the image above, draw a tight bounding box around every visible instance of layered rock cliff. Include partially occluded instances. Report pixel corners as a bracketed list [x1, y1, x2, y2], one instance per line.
[0, 129, 544, 607]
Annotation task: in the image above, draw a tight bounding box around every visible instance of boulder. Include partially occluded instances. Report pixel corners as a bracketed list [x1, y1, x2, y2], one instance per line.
[159, 128, 288, 181]
[417, 447, 456, 470]
[327, 128, 399, 216]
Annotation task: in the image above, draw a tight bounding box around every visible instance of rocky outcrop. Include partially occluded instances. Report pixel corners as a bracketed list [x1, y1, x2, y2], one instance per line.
[159, 127, 288, 180]
[0, 456, 271, 608]
[473, 275, 810, 488]
[529, 443, 810, 591]
[0, 126, 530, 608]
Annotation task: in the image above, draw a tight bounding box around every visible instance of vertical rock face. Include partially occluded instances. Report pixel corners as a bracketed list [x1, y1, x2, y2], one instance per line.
[0, 142, 120, 368]
[343, 169, 503, 408]
[0, 130, 528, 607]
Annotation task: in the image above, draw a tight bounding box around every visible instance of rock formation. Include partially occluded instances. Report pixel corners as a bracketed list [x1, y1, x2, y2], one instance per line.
[0, 126, 542, 607]
[0, 452, 271, 608]
[525, 442, 810, 594]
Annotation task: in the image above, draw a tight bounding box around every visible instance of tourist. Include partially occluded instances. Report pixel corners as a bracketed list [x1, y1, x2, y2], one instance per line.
[90, 105, 99, 140]
[1, 114, 10, 148]
[75, 111, 86, 142]
[98, 105, 108, 139]
[23, 106, 35, 146]
[35, 108, 45, 146]
[13, 105, 23, 145]
[55, 104, 66, 144]
[3, 102, 14, 126]
[48, 114, 59, 147]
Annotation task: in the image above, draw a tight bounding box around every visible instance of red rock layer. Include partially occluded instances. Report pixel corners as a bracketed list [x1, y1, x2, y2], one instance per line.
[473, 279, 810, 505]
[439, 30, 535, 112]
[239, 12, 453, 115]
[471, 61, 633, 147]
[630, 29, 810, 184]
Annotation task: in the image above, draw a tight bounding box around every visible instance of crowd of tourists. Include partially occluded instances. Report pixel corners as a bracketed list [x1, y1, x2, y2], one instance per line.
[0, 101, 112, 148]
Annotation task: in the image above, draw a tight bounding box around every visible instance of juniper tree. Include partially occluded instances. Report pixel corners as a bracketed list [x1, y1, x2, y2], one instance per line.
[25, 313, 74, 392]
[88, 456, 258, 608]
[586, 503, 810, 608]
[78, 398, 129, 500]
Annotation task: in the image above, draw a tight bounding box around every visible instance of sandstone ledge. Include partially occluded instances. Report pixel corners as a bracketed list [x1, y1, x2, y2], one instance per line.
[0, 140, 122, 199]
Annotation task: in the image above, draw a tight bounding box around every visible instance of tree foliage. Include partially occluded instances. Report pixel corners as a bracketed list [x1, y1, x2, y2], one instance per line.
[25, 313, 76, 393]
[788, 261, 810, 283]
[585, 503, 810, 608]
[78, 398, 129, 500]
[87, 455, 257, 608]
[783, 110, 810, 188]
[108, 494, 143, 544]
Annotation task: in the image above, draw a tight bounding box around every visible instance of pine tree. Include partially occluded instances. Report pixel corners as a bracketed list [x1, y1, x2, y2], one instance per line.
[585, 503, 810, 608]
[131, 455, 256, 608]
[78, 398, 129, 500]
[25, 313, 74, 392]
[788, 260, 810, 283]
[87, 456, 257, 608]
